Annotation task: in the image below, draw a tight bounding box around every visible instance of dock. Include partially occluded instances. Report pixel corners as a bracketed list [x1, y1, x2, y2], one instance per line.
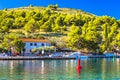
[0, 56, 75, 60]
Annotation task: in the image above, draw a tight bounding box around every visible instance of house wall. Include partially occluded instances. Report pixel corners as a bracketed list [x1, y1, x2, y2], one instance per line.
[23, 42, 51, 53]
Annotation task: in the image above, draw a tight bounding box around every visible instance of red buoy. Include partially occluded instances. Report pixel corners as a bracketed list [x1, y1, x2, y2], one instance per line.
[76, 59, 82, 70]
[76, 59, 82, 76]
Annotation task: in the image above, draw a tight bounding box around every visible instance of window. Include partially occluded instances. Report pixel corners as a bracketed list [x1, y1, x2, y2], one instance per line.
[30, 49, 32, 52]
[41, 43, 44, 46]
[34, 43, 37, 46]
[30, 43, 32, 46]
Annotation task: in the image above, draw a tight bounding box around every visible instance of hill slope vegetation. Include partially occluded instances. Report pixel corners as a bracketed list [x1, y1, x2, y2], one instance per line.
[0, 5, 120, 53]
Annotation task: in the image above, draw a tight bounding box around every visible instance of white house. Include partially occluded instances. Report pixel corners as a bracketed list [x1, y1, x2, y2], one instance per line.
[20, 38, 51, 54]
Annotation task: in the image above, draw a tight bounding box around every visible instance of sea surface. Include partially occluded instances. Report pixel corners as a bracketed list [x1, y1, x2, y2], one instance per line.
[0, 58, 120, 80]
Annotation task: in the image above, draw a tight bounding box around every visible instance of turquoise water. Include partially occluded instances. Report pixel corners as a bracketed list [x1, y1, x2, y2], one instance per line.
[0, 58, 120, 80]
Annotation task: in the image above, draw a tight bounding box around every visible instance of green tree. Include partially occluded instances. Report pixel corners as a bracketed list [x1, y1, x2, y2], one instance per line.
[24, 19, 39, 33]
[52, 24, 60, 32]
[1, 18, 14, 29]
[0, 26, 9, 33]
[101, 23, 110, 52]
[101, 22, 118, 52]
[40, 20, 52, 32]
[68, 25, 82, 49]
[15, 40, 25, 54]
[114, 33, 120, 50]
[4, 8, 7, 11]
[48, 4, 58, 10]
[2, 33, 25, 55]
[13, 17, 26, 29]
[64, 14, 76, 26]
[29, 4, 33, 7]
[61, 25, 67, 33]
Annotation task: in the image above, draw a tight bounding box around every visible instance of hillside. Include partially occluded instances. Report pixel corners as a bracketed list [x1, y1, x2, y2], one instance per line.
[7, 6, 95, 16]
[0, 5, 96, 38]
[0, 5, 120, 53]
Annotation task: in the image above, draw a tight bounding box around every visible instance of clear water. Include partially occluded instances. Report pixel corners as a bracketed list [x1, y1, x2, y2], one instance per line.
[0, 58, 120, 80]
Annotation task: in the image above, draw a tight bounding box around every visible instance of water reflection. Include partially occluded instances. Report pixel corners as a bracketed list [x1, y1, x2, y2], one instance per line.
[0, 59, 120, 79]
[76, 67, 81, 77]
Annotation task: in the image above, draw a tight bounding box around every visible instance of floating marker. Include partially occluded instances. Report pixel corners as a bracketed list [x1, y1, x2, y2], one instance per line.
[76, 58, 82, 70]
[76, 58, 82, 76]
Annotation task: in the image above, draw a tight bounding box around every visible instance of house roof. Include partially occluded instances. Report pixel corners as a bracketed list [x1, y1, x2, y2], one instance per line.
[20, 38, 49, 43]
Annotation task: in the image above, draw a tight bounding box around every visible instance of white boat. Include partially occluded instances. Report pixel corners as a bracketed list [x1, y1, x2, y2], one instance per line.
[69, 52, 89, 59]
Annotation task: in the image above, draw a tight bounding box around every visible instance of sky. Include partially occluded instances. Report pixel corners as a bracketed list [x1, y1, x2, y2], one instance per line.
[0, 0, 120, 20]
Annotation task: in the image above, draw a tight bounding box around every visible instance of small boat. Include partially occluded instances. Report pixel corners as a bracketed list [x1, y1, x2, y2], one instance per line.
[69, 52, 89, 59]
[104, 53, 115, 57]
[80, 55, 88, 58]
